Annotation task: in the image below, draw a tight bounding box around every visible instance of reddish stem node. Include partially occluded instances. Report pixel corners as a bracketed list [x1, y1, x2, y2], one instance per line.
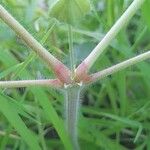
[50, 79, 63, 87]
[54, 62, 71, 84]
[75, 62, 91, 83]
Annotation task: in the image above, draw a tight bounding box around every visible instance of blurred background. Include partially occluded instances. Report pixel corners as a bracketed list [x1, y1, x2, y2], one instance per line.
[0, 0, 150, 149]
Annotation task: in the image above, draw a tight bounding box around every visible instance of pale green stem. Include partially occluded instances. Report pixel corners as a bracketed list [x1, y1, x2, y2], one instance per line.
[0, 5, 56, 68]
[9, 21, 58, 86]
[41, 21, 57, 45]
[68, 25, 75, 76]
[11, 21, 57, 79]
[0, 79, 62, 88]
[76, 0, 146, 71]
[90, 50, 150, 82]
[14, 21, 57, 77]
[0, 5, 70, 82]
[64, 86, 81, 150]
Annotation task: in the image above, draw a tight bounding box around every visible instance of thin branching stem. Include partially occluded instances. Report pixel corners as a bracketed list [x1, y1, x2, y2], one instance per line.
[0, 1, 149, 150]
[68, 25, 75, 75]
[89, 50, 150, 83]
[0, 79, 62, 88]
[76, 0, 145, 75]
[0, 5, 71, 83]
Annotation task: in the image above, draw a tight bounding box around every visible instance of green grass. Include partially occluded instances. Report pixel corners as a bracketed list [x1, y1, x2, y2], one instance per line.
[0, 0, 150, 150]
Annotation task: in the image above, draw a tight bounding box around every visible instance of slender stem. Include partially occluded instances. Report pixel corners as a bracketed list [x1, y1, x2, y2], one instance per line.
[68, 25, 75, 76]
[0, 5, 71, 83]
[0, 79, 63, 88]
[130, 26, 148, 51]
[90, 50, 150, 83]
[64, 86, 81, 150]
[11, 21, 57, 79]
[76, 0, 145, 74]
[41, 21, 57, 45]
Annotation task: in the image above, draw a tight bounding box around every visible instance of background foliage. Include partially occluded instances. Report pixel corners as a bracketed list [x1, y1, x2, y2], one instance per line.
[0, 0, 150, 149]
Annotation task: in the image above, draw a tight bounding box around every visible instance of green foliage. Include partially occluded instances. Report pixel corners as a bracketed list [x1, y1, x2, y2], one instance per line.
[142, 0, 150, 29]
[0, 0, 150, 150]
[31, 88, 73, 150]
[49, 0, 91, 25]
[0, 94, 41, 150]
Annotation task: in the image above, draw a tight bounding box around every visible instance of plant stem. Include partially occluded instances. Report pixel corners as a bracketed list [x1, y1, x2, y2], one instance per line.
[41, 21, 57, 45]
[76, 0, 146, 74]
[64, 86, 81, 150]
[90, 50, 150, 82]
[12, 21, 57, 79]
[0, 5, 71, 83]
[0, 79, 63, 88]
[68, 25, 75, 76]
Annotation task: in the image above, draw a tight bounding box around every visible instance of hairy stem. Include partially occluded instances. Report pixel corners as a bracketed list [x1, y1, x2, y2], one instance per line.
[76, 0, 145, 75]
[90, 50, 150, 82]
[12, 21, 57, 79]
[0, 5, 71, 83]
[68, 25, 75, 75]
[0, 79, 63, 88]
[64, 86, 81, 150]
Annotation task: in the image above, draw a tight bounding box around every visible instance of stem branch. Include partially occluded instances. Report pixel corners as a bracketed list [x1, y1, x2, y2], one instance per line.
[0, 79, 62, 88]
[0, 5, 71, 83]
[90, 50, 150, 82]
[76, 0, 145, 75]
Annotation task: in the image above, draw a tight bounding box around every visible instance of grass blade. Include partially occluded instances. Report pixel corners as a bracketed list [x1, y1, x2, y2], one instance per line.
[31, 87, 73, 150]
[0, 94, 41, 150]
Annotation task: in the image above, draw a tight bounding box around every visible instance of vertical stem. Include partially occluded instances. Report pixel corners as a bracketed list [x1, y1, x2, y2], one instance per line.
[65, 86, 81, 150]
[68, 25, 75, 76]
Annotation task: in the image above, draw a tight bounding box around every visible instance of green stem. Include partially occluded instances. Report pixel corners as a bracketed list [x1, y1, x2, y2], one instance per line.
[0, 5, 70, 83]
[68, 25, 75, 76]
[76, 0, 146, 72]
[12, 21, 57, 79]
[64, 86, 81, 150]
[90, 50, 150, 82]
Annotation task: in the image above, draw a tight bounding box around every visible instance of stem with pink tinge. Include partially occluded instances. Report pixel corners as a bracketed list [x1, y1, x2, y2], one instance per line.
[89, 50, 150, 83]
[75, 0, 146, 80]
[0, 5, 71, 84]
